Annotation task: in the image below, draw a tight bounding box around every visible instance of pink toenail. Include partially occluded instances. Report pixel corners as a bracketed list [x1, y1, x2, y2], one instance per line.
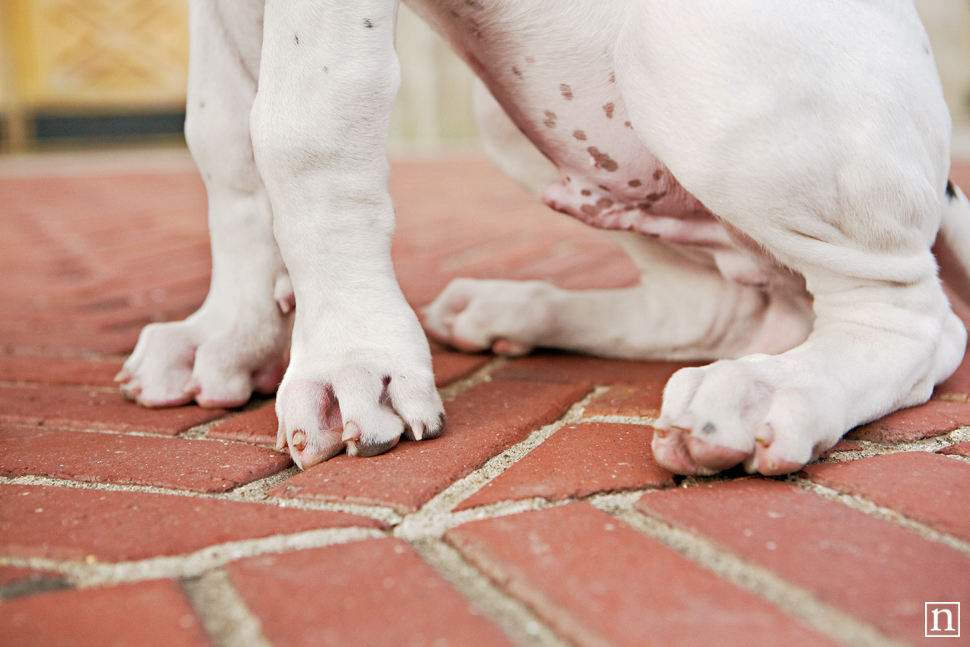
[291, 429, 307, 451]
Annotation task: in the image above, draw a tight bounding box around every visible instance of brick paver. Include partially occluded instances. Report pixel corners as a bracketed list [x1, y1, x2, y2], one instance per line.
[270, 379, 589, 512]
[2, 153, 969, 646]
[582, 383, 664, 418]
[847, 399, 970, 442]
[0, 385, 227, 434]
[0, 425, 291, 493]
[456, 422, 673, 510]
[0, 355, 124, 388]
[801, 451, 970, 542]
[447, 504, 837, 647]
[940, 441, 970, 457]
[0, 484, 382, 562]
[635, 478, 970, 644]
[0, 579, 211, 647]
[494, 355, 696, 387]
[229, 538, 516, 647]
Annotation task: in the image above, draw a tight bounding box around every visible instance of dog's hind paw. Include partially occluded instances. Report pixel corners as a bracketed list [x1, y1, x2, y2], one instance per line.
[421, 278, 551, 356]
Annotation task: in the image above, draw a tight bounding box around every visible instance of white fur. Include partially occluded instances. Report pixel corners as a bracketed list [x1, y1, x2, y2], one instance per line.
[120, 0, 969, 475]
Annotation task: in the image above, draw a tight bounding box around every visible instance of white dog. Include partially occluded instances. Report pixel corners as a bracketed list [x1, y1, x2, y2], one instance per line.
[117, 0, 970, 476]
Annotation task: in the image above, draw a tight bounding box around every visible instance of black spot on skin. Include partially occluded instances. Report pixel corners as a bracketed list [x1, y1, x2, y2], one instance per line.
[598, 185, 610, 192]
[573, 130, 587, 141]
[603, 103, 615, 119]
[543, 110, 557, 128]
[701, 422, 717, 435]
[465, 0, 484, 9]
[581, 189, 592, 196]
[587, 147, 619, 172]
[596, 198, 614, 209]
[581, 204, 599, 216]
[294, 34, 299, 44]
[624, 205, 636, 211]
[653, 169, 664, 180]
[324, 66, 329, 73]
[560, 84, 573, 100]
[646, 191, 666, 201]
[565, 176, 571, 182]
[625, 121, 633, 128]
[512, 65, 522, 77]
[364, 18, 373, 28]
[628, 179, 641, 188]
[609, 72, 616, 83]
[946, 179, 957, 201]
[638, 202, 652, 211]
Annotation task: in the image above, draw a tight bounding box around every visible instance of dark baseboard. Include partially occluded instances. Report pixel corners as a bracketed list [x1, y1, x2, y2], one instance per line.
[32, 111, 186, 141]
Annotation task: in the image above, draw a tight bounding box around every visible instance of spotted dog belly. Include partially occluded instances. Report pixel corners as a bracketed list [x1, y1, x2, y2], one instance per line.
[406, 0, 775, 287]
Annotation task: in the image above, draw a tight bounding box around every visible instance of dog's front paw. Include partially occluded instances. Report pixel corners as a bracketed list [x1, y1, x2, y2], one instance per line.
[651, 357, 844, 476]
[116, 297, 290, 408]
[276, 338, 445, 469]
[421, 278, 557, 356]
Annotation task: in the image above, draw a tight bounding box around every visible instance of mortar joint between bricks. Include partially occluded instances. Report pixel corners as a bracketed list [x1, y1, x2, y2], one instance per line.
[789, 476, 970, 556]
[0, 526, 390, 589]
[813, 427, 970, 465]
[593, 497, 910, 647]
[407, 536, 575, 647]
[393, 387, 600, 541]
[181, 568, 275, 647]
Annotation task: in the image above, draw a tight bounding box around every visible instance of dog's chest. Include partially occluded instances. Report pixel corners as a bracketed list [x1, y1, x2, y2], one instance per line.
[405, 0, 775, 285]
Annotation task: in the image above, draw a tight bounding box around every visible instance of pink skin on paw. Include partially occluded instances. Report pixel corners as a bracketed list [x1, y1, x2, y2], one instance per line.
[278, 426, 345, 470]
[686, 435, 748, 472]
[652, 427, 709, 475]
[746, 435, 805, 475]
[253, 362, 287, 394]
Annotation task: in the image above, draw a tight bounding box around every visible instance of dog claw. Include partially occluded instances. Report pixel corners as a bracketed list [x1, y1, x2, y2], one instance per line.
[341, 421, 361, 442]
[291, 429, 307, 451]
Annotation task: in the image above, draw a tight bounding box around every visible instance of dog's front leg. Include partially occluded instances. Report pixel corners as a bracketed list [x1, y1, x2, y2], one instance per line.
[251, 0, 444, 468]
[118, 0, 291, 408]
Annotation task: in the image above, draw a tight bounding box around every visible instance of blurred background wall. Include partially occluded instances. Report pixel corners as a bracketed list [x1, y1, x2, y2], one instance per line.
[0, 0, 968, 154]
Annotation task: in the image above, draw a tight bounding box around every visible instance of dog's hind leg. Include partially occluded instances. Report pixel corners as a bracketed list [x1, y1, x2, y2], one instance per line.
[616, 0, 967, 475]
[424, 80, 813, 361]
[118, 0, 293, 408]
[937, 181, 970, 307]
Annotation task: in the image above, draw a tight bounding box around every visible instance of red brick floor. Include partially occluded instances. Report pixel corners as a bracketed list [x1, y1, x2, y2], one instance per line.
[1, 149, 969, 647]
